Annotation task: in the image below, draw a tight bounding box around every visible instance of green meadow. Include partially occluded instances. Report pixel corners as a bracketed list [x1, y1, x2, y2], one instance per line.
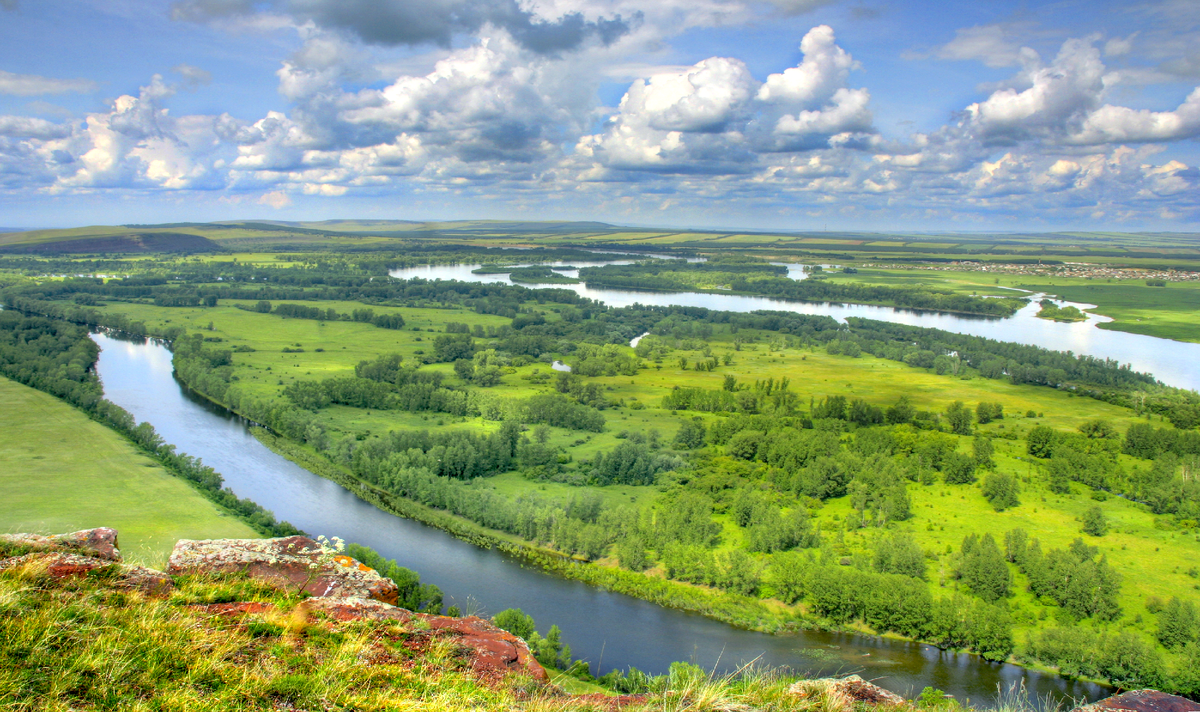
[0, 375, 257, 565]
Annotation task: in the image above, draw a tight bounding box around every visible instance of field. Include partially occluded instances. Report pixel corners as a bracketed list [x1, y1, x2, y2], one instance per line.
[0, 375, 257, 565]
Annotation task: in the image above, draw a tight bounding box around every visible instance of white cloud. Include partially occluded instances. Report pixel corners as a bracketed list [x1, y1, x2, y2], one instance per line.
[0, 70, 97, 96]
[258, 190, 291, 208]
[1068, 87, 1200, 144]
[935, 25, 1031, 68]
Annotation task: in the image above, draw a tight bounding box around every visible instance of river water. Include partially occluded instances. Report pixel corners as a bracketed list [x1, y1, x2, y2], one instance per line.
[388, 262, 1200, 392]
[92, 331, 1107, 707]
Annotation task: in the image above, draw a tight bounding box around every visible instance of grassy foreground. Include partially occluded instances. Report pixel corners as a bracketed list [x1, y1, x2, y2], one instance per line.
[0, 561, 901, 712]
[0, 376, 256, 565]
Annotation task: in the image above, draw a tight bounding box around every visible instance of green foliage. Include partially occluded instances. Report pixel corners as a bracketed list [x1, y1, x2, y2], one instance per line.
[956, 533, 1011, 603]
[982, 472, 1020, 511]
[873, 532, 927, 580]
[1082, 506, 1108, 536]
[344, 543, 443, 613]
[1157, 597, 1199, 650]
[1017, 537, 1122, 621]
[492, 608, 536, 640]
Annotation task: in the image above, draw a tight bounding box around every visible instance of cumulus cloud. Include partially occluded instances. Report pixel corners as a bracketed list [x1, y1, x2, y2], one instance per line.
[578, 25, 874, 171]
[1068, 87, 1200, 144]
[964, 38, 1107, 142]
[0, 70, 97, 96]
[0, 116, 75, 140]
[171, 0, 637, 54]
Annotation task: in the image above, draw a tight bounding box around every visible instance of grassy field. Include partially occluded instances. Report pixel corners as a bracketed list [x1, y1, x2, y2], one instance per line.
[0, 375, 257, 565]
[92, 298, 1155, 479]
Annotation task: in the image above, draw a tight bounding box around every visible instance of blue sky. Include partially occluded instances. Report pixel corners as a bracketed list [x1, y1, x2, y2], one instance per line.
[1, 0, 1198, 231]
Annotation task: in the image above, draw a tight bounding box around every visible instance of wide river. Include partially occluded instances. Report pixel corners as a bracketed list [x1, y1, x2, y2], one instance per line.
[92, 249, 1175, 707]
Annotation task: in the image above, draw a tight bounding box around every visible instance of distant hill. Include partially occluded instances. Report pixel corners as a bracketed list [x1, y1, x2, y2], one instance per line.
[0, 230, 223, 254]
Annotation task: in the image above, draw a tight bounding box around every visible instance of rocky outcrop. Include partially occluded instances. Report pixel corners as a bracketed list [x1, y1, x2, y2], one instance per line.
[167, 536, 400, 604]
[0, 551, 173, 595]
[0, 527, 121, 560]
[1072, 691, 1200, 712]
[789, 675, 907, 711]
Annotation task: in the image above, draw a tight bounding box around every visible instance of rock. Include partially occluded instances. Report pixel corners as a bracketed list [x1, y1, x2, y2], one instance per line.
[0, 552, 173, 595]
[194, 594, 548, 684]
[167, 536, 399, 604]
[0, 527, 121, 561]
[789, 675, 907, 711]
[0, 552, 115, 578]
[1072, 691, 1200, 712]
[423, 614, 550, 683]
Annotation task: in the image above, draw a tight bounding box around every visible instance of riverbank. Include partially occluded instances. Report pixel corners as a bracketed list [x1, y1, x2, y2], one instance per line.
[249, 426, 796, 634]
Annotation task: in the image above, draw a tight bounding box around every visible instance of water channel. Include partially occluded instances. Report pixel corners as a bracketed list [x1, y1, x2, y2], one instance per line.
[388, 262, 1200, 392]
[92, 322, 1110, 707]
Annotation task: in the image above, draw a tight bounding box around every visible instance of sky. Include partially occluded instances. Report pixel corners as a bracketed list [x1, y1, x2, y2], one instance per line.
[1, 0, 1199, 231]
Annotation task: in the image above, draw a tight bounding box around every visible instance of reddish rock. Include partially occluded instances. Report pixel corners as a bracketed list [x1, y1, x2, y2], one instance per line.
[422, 614, 550, 683]
[114, 565, 175, 596]
[166, 536, 399, 604]
[1073, 691, 1200, 712]
[0, 551, 173, 594]
[789, 675, 907, 711]
[307, 596, 415, 624]
[0, 527, 121, 561]
[0, 552, 114, 578]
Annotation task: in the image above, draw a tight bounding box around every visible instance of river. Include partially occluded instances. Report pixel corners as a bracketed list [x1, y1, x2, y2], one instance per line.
[388, 262, 1200, 392]
[92, 331, 1108, 707]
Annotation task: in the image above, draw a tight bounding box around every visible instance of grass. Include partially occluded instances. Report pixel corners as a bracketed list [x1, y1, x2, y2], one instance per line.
[0, 375, 257, 566]
[0, 561, 916, 712]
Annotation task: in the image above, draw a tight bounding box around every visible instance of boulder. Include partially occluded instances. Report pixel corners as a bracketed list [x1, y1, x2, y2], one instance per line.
[0, 552, 173, 595]
[195, 595, 548, 684]
[789, 675, 907, 711]
[423, 614, 550, 683]
[167, 536, 399, 604]
[0, 527, 121, 561]
[1072, 691, 1200, 712]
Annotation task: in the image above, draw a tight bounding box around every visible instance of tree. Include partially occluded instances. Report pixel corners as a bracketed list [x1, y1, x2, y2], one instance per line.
[982, 472, 1020, 511]
[957, 533, 1011, 603]
[942, 452, 977, 484]
[873, 532, 927, 579]
[673, 417, 706, 450]
[885, 395, 915, 425]
[1027, 425, 1056, 458]
[976, 402, 1004, 424]
[1082, 506, 1108, 537]
[946, 401, 973, 436]
[493, 608, 536, 640]
[1156, 597, 1198, 649]
[769, 551, 807, 604]
[973, 435, 995, 470]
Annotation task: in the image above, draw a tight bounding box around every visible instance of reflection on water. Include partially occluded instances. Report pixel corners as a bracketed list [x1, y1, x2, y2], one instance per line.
[91, 331, 1108, 708]
[389, 263, 1200, 392]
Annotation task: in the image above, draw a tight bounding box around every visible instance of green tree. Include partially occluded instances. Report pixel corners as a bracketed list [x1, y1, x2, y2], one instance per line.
[957, 533, 1011, 603]
[1155, 597, 1198, 649]
[1027, 425, 1056, 458]
[945, 401, 973, 436]
[973, 435, 995, 470]
[982, 472, 1020, 511]
[1082, 506, 1108, 536]
[873, 532, 927, 580]
[942, 452, 977, 485]
[885, 395, 915, 425]
[768, 551, 807, 604]
[673, 417, 706, 449]
[493, 609, 536, 640]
